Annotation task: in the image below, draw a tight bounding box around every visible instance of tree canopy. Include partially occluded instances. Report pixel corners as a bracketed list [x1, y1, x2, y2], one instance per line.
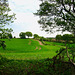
[34, 34, 39, 39]
[35, 0, 75, 36]
[25, 32, 32, 38]
[56, 35, 62, 42]
[0, 0, 15, 49]
[19, 32, 26, 39]
[35, 0, 75, 66]
[0, 0, 15, 37]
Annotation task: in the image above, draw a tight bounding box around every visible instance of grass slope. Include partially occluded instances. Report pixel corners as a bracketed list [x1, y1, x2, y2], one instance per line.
[0, 39, 62, 60]
[0, 39, 74, 75]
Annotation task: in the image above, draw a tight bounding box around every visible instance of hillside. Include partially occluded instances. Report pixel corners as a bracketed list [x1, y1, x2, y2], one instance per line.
[0, 39, 75, 75]
[0, 39, 62, 60]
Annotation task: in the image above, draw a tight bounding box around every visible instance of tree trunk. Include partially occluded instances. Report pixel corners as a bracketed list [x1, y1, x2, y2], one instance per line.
[65, 42, 75, 66]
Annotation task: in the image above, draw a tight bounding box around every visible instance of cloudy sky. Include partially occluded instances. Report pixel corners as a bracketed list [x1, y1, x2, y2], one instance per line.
[8, 0, 67, 38]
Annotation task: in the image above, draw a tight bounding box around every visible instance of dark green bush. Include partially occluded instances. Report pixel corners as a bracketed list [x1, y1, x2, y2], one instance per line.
[0, 40, 6, 49]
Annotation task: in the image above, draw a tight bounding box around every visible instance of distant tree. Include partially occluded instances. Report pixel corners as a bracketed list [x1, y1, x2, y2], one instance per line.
[39, 36, 44, 41]
[34, 34, 39, 39]
[14, 36, 16, 38]
[25, 32, 32, 38]
[56, 35, 62, 42]
[19, 32, 26, 39]
[62, 34, 73, 43]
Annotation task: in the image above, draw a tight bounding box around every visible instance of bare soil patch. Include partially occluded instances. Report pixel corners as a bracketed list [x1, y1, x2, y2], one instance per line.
[36, 40, 43, 45]
[35, 46, 41, 50]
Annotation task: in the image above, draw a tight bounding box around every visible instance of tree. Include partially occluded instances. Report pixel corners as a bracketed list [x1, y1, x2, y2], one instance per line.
[62, 34, 72, 43]
[34, 34, 39, 39]
[35, 0, 75, 36]
[0, 0, 15, 34]
[0, 29, 13, 39]
[19, 32, 26, 39]
[35, 0, 75, 65]
[8, 33, 13, 39]
[0, 0, 15, 49]
[14, 36, 16, 38]
[56, 35, 62, 42]
[25, 32, 32, 38]
[62, 34, 75, 65]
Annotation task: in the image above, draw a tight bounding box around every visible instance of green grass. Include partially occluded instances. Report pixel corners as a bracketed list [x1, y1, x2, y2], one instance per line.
[0, 39, 74, 75]
[44, 41, 65, 46]
[0, 39, 62, 60]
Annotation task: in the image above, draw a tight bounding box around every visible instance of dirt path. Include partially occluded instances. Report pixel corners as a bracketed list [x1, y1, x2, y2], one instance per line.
[30, 39, 43, 50]
[31, 39, 43, 45]
[35, 46, 41, 50]
[37, 40, 43, 45]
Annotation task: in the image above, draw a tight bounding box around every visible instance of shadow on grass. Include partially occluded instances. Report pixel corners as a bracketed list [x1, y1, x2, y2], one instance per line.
[0, 55, 75, 75]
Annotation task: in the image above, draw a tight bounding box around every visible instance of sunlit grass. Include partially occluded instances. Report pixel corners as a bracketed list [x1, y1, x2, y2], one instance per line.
[0, 39, 63, 60]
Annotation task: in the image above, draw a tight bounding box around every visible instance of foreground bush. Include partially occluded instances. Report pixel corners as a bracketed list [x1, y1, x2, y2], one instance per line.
[0, 56, 75, 75]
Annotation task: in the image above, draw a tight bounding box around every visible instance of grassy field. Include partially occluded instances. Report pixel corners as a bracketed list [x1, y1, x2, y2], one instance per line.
[0, 39, 74, 75]
[0, 39, 63, 60]
[43, 41, 65, 46]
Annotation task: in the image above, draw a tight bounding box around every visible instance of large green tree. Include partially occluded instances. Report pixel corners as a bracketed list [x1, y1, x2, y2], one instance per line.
[0, 0, 15, 49]
[35, 0, 75, 65]
[25, 31, 32, 38]
[0, 0, 15, 35]
[56, 34, 62, 42]
[19, 32, 26, 39]
[35, 0, 75, 36]
[34, 34, 39, 39]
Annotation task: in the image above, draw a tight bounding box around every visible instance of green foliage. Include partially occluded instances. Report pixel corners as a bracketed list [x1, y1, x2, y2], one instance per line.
[56, 35, 62, 42]
[62, 34, 74, 43]
[34, 34, 39, 39]
[14, 36, 16, 38]
[35, 0, 75, 36]
[0, 57, 73, 75]
[35, 0, 75, 65]
[0, 0, 15, 49]
[55, 34, 74, 43]
[0, 40, 6, 49]
[0, 0, 15, 34]
[0, 55, 8, 65]
[19, 32, 26, 39]
[0, 33, 13, 39]
[39, 36, 44, 41]
[8, 33, 13, 39]
[25, 31, 32, 38]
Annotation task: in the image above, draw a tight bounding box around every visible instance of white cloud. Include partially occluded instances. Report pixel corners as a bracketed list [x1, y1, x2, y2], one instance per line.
[8, 0, 64, 38]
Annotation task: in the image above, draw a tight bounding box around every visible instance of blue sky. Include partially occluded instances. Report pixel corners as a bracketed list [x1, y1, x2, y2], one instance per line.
[8, 0, 70, 38]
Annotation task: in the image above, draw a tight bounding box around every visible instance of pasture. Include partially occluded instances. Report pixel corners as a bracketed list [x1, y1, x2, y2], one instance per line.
[0, 39, 63, 60]
[0, 39, 74, 75]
